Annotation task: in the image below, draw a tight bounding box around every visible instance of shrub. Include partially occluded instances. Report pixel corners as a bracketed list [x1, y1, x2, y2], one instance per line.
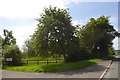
[3, 45, 22, 66]
[108, 47, 115, 58]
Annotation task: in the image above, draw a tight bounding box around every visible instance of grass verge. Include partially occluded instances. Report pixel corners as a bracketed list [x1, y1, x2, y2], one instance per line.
[5, 59, 103, 72]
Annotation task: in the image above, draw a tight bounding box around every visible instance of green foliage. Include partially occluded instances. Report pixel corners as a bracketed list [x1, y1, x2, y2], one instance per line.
[5, 59, 103, 72]
[3, 45, 22, 66]
[23, 39, 37, 57]
[108, 47, 115, 58]
[78, 16, 118, 58]
[32, 6, 79, 61]
[1, 29, 22, 66]
[115, 50, 120, 55]
[0, 36, 2, 57]
[21, 52, 28, 59]
[22, 56, 63, 61]
[2, 29, 16, 46]
[22, 6, 120, 62]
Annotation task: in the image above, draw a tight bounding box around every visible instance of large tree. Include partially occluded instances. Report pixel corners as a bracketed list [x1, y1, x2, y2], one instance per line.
[78, 16, 120, 58]
[33, 6, 79, 61]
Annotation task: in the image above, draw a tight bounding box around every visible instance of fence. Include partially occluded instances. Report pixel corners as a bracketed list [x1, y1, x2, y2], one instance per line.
[22, 59, 61, 65]
[3, 59, 64, 65]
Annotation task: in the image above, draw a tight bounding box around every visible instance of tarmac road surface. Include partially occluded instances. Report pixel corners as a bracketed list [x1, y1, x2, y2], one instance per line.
[102, 56, 120, 80]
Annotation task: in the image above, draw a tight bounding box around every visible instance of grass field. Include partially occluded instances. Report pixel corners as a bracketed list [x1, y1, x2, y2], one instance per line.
[5, 59, 103, 72]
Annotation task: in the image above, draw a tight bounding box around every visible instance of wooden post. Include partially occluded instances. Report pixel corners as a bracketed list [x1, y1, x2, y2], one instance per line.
[37, 60, 39, 65]
[47, 60, 48, 64]
[26, 60, 28, 65]
[56, 59, 57, 64]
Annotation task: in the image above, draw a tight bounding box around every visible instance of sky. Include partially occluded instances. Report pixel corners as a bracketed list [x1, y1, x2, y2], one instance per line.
[0, 0, 119, 50]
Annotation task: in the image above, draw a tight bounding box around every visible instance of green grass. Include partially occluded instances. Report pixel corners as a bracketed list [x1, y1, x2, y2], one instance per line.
[5, 59, 103, 72]
[22, 56, 64, 61]
[21, 57, 64, 65]
[21, 60, 64, 66]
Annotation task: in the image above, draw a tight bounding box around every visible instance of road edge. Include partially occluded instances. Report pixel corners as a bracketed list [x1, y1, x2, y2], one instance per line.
[99, 60, 113, 80]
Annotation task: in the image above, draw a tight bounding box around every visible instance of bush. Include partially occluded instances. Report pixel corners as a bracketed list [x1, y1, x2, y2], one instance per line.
[3, 45, 22, 66]
[65, 47, 89, 62]
[108, 47, 115, 58]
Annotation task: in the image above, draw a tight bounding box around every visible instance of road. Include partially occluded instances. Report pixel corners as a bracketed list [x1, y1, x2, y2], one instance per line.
[102, 55, 120, 80]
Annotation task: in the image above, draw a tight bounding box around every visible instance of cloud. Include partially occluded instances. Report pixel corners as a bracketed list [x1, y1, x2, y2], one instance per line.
[72, 19, 88, 26]
[113, 37, 118, 50]
[0, 0, 66, 18]
[12, 25, 37, 48]
[0, 25, 37, 48]
[0, 0, 119, 18]
[0, 0, 66, 49]
[109, 16, 118, 31]
[64, 0, 119, 6]
[119, 38, 120, 50]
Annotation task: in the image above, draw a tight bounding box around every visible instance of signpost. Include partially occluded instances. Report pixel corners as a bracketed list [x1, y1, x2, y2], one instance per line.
[6, 58, 12, 61]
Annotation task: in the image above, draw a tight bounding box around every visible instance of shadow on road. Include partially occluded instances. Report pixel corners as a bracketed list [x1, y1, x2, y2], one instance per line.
[49, 63, 107, 76]
[113, 57, 120, 61]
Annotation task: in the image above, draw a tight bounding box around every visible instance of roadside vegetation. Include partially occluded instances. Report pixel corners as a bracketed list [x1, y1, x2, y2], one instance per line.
[5, 59, 103, 72]
[0, 6, 120, 72]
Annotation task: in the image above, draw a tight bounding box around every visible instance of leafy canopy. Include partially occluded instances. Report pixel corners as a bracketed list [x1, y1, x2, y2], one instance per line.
[78, 16, 119, 58]
[33, 6, 78, 58]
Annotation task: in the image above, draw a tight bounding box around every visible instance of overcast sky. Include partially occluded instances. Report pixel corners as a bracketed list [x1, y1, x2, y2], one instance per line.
[0, 0, 119, 50]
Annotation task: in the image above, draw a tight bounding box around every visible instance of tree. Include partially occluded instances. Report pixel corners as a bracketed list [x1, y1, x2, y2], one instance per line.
[32, 6, 79, 62]
[23, 38, 37, 57]
[0, 35, 3, 48]
[78, 16, 119, 58]
[2, 29, 22, 66]
[0, 35, 3, 57]
[2, 29, 16, 47]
